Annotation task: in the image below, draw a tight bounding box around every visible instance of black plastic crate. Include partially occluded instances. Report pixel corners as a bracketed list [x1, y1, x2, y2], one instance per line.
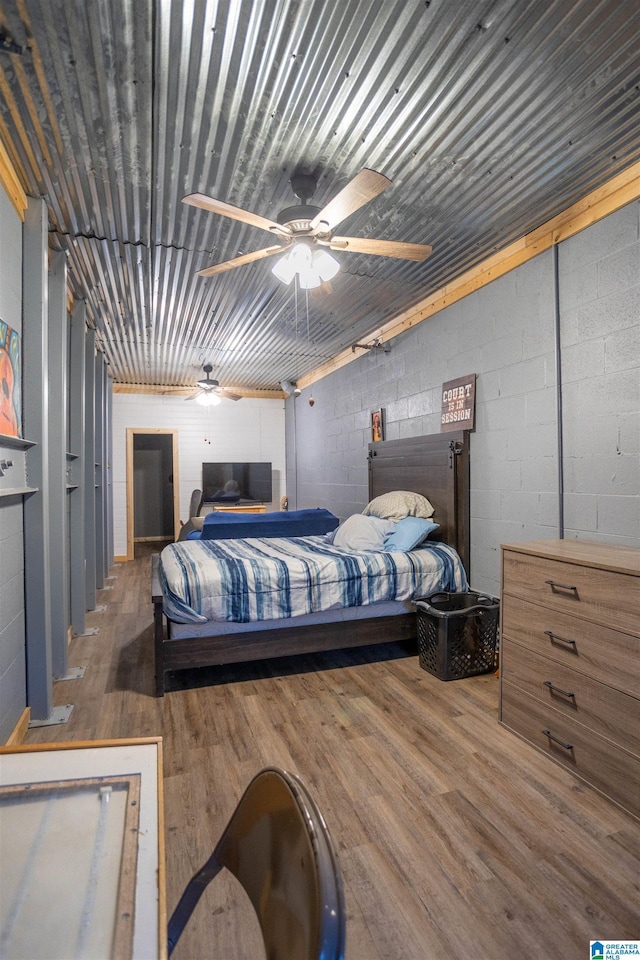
[414, 591, 499, 681]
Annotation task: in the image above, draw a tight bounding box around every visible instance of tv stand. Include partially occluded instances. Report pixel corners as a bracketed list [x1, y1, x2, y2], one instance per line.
[202, 502, 266, 515]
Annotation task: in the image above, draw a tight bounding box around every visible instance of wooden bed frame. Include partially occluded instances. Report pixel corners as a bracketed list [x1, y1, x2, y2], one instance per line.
[151, 430, 470, 695]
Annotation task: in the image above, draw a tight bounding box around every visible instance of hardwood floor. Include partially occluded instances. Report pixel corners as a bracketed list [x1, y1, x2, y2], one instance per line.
[23, 555, 640, 960]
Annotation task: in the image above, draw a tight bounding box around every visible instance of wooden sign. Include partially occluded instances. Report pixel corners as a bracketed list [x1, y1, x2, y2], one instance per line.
[441, 374, 476, 431]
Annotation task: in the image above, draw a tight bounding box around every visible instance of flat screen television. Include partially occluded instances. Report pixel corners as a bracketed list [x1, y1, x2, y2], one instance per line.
[202, 462, 272, 504]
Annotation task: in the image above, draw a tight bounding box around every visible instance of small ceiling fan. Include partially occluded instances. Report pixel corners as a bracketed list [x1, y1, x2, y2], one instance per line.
[183, 168, 433, 279]
[186, 364, 242, 403]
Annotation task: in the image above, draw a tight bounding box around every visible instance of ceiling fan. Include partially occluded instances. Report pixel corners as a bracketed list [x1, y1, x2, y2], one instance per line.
[183, 168, 433, 280]
[186, 364, 242, 404]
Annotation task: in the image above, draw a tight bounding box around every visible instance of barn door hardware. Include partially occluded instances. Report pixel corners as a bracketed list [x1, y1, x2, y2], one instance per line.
[448, 439, 463, 468]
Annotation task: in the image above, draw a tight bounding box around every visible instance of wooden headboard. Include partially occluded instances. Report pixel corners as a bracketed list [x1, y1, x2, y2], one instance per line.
[368, 430, 470, 576]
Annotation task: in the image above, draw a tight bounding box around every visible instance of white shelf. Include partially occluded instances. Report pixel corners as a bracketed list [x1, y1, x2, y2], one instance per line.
[0, 487, 38, 498]
[0, 434, 36, 450]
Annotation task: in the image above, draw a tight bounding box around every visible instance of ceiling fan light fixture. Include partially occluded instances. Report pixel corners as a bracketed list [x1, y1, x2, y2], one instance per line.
[271, 250, 297, 285]
[196, 391, 221, 407]
[312, 247, 340, 282]
[297, 267, 321, 290]
[272, 242, 340, 288]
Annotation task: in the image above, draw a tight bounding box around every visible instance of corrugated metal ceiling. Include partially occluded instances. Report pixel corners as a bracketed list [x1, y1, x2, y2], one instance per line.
[0, 0, 639, 394]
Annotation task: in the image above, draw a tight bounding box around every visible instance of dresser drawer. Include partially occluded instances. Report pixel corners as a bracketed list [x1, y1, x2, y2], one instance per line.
[502, 550, 640, 636]
[501, 594, 640, 697]
[501, 638, 640, 756]
[501, 681, 640, 819]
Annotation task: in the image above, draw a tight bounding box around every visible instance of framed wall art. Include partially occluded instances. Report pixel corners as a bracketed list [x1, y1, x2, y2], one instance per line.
[0, 319, 21, 437]
[371, 408, 384, 442]
[0, 738, 165, 959]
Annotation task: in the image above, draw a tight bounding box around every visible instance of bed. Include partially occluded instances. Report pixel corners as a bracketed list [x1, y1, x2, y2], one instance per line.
[151, 430, 470, 695]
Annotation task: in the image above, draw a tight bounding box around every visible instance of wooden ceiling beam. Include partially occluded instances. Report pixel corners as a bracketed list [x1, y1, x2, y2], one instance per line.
[0, 134, 27, 220]
[112, 383, 283, 400]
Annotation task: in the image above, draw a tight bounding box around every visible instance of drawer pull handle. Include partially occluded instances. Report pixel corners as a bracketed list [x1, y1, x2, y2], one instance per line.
[544, 630, 577, 648]
[544, 579, 578, 595]
[542, 729, 573, 751]
[543, 680, 575, 700]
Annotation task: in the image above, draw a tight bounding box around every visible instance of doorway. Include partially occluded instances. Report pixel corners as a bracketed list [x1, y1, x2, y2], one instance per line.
[126, 428, 180, 560]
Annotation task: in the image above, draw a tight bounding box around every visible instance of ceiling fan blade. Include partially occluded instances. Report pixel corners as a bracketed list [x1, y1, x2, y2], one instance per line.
[216, 388, 243, 401]
[183, 193, 290, 236]
[184, 390, 201, 401]
[197, 244, 285, 278]
[309, 169, 391, 233]
[328, 235, 432, 261]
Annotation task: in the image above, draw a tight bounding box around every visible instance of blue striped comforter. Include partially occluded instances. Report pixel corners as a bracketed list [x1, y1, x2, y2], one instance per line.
[160, 536, 467, 624]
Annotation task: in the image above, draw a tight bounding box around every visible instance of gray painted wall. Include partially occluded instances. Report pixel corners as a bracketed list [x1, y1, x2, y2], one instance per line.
[0, 187, 26, 741]
[558, 203, 639, 541]
[286, 201, 639, 598]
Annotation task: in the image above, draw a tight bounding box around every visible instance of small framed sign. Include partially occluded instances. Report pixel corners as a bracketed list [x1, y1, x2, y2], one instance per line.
[441, 374, 476, 432]
[371, 408, 384, 442]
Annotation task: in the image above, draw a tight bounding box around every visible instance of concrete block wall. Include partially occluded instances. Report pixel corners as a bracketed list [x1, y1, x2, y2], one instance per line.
[288, 200, 639, 597]
[112, 392, 286, 557]
[559, 201, 639, 544]
[0, 186, 26, 741]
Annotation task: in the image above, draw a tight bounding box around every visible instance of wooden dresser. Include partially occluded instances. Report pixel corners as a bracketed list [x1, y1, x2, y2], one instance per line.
[500, 539, 640, 819]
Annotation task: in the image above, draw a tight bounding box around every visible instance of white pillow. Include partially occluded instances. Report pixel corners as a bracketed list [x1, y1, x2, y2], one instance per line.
[363, 490, 435, 522]
[191, 516, 205, 531]
[333, 514, 396, 552]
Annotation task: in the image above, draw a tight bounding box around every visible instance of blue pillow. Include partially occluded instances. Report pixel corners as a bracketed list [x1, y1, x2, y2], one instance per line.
[383, 516, 439, 552]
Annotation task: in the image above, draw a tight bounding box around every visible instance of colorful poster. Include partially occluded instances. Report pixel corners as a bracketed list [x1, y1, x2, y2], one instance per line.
[0, 320, 21, 437]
